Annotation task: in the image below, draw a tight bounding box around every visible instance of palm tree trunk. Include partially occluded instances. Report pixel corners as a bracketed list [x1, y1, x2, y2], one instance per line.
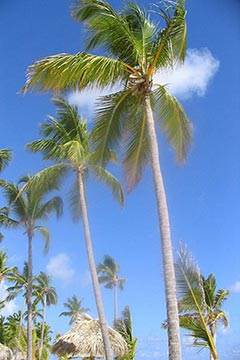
[39, 294, 46, 359]
[210, 324, 217, 360]
[77, 170, 113, 360]
[27, 230, 33, 360]
[113, 285, 118, 323]
[144, 96, 181, 360]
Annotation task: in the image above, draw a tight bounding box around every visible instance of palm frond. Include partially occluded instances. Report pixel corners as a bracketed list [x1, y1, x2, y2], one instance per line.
[123, 100, 149, 191]
[34, 226, 50, 254]
[90, 165, 124, 205]
[152, 85, 192, 161]
[72, 0, 144, 67]
[175, 246, 218, 358]
[148, 0, 187, 73]
[23, 53, 127, 93]
[92, 89, 133, 164]
[0, 149, 12, 173]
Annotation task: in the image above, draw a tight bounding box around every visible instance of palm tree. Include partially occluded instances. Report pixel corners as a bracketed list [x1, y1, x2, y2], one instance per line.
[97, 255, 125, 322]
[174, 247, 226, 360]
[0, 251, 16, 284]
[59, 295, 89, 325]
[177, 272, 229, 360]
[34, 272, 57, 359]
[27, 97, 124, 360]
[0, 176, 63, 360]
[114, 306, 137, 360]
[23, 2, 191, 358]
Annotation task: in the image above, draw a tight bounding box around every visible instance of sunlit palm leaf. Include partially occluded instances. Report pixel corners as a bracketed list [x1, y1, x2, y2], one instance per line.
[23, 53, 128, 93]
[92, 89, 133, 164]
[152, 85, 192, 161]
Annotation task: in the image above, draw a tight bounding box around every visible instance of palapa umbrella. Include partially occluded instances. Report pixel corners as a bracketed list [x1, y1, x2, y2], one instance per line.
[52, 313, 128, 359]
[0, 343, 12, 360]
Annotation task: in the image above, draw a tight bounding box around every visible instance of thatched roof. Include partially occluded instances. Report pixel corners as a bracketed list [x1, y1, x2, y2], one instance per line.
[52, 313, 128, 358]
[0, 344, 12, 360]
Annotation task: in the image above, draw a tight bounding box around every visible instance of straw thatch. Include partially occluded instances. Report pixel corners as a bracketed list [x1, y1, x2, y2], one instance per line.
[52, 313, 128, 359]
[0, 344, 12, 360]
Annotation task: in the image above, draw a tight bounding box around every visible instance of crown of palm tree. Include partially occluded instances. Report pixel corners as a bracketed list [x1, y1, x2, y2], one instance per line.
[34, 272, 57, 307]
[60, 295, 89, 324]
[97, 255, 125, 289]
[27, 97, 124, 218]
[0, 175, 63, 251]
[23, 0, 191, 190]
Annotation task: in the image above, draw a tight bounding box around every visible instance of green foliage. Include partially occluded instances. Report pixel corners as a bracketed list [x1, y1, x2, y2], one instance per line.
[27, 97, 124, 217]
[0, 149, 12, 173]
[115, 306, 137, 360]
[59, 295, 89, 324]
[174, 246, 229, 358]
[34, 272, 58, 307]
[97, 255, 125, 290]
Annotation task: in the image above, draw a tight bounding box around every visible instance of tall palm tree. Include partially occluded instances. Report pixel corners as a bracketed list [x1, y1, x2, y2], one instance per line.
[23, 2, 191, 358]
[174, 247, 226, 360]
[177, 272, 229, 360]
[0, 176, 63, 360]
[59, 295, 89, 325]
[27, 98, 124, 360]
[34, 272, 57, 359]
[97, 255, 125, 322]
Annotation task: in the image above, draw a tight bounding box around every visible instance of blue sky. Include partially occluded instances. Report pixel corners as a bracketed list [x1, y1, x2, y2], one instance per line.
[0, 0, 240, 359]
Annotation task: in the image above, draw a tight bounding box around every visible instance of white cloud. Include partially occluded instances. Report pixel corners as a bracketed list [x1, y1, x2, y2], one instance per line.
[68, 84, 120, 118]
[231, 281, 240, 293]
[68, 48, 219, 117]
[154, 48, 219, 99]
[47, 253, 75, 282]
[0, 281, 17, 316]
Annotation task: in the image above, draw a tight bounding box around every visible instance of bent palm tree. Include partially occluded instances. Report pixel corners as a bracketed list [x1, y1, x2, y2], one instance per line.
[0, 176, 63, 360]
[59, 295, 89, 325]
[177, 268, 229, 360]
[174, 247, 227, 360]
[34, 272, 57, 359]
[114, 306, 137, 360]
[27, 97, 124, 360]
[97, 255, 125, 322]
[23, 2, 191, 358]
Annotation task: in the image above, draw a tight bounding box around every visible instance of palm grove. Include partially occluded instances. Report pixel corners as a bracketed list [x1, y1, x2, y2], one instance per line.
[0, 1, 230, 360]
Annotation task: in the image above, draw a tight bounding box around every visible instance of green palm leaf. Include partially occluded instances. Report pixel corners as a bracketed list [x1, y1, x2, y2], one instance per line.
[152, 86, 192, 161]
[23, 53, 128, 93]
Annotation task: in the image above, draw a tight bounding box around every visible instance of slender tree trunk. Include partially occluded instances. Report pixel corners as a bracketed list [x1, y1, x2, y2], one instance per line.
[27, 231, 33, 360]
[144, 96, 181, 360]
[39, 294, 46, 359]
[210, 324, 217, 360]
[113, 285, 118, 324]
[77, 170, 113, 360]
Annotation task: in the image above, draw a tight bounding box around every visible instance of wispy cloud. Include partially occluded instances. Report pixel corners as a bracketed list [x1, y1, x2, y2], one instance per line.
[47, 253, 75, 282]
[0, 281, 17, 316]
[154, 48, 220, 99]
[231, 281, 240, 293]
[68, 48, 219, 118]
